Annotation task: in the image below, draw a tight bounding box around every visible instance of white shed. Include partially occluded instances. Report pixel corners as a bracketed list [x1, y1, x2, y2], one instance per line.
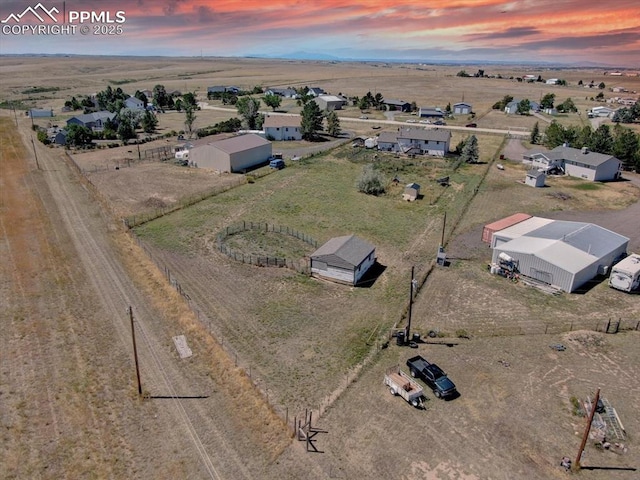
[525, 169, 546, 187]
[402, 183, 421, 201]
[189, 134, 272, 173]
[310, 235, 376, 285]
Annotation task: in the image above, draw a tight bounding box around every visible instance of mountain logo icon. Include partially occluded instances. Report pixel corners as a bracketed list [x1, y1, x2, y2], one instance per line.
[1, 3, 60, 23]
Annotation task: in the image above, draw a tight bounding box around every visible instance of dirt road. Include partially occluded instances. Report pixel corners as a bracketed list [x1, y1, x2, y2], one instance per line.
[0, 115, 309, 479]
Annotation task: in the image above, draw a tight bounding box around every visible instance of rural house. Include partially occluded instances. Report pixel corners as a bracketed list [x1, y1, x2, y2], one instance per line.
[523, 145, 622, 181]
[66, 111, 116, 132]
[125, 96, 145, 110]
[263, 115, 302, 141]
[489, 216, 628, 292]
[383, 99, 412, 112]
[265, 87, 299, 98]
[418, 107, 444, 120]
[310, 235, 376, 286]
[504, 99, 540, 114]
[453, 102, 472, 115]
[377, 127, 451, 156]
[189, 133, 272, 173]
[588, 106, 616, 117]
[307, 87, 326, 97]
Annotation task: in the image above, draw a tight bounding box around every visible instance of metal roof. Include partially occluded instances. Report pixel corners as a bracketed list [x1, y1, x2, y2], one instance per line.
[527, 221, 628, 258]
[493, 216, 551, 240]
[311, 235, 375, 269]
[206, 133, 270, 154]
[550, 146, 616, 167]
[263, 115, 300, 128]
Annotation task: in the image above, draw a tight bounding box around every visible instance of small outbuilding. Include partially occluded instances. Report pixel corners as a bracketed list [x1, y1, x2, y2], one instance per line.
[453, 102, 472, 115]
[28, 108, 54, 118]
[310, 235, 376, 286]
[402, 183, 420, 201]
[315, 95, 345, 111]
[189, 133, 271, 173]
[525, 169, 546, 187]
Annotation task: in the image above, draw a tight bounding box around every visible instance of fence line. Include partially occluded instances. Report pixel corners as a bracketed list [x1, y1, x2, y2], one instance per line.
[216, 222, 317, 274]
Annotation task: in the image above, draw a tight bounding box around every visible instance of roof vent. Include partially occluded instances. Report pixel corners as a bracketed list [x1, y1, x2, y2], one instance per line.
[582, 146, 589, 154]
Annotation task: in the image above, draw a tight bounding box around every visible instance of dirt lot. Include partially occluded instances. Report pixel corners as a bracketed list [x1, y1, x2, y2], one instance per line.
[2, 57, 640, 479]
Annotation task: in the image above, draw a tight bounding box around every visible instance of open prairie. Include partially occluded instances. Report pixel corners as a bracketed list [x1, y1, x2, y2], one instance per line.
[2, 56, 639, 479]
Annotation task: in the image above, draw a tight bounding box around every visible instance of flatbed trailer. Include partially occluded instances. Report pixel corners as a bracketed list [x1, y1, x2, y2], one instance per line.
[384, 366, 425, 409]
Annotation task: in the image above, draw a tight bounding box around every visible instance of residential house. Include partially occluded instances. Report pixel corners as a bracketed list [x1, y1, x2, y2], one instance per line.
[307, 87, 326, 97]
[453, 102, 473, 115]
[504, 99, 540, 114]
[418, 107, 444, 119]
[315, 95, 345, 111]
[66, 111, 116, 132]
[265, 87, 299, 98]
[310, 235, 376, 286]
[588, 106, 616, 117]
[383, 99, 412, 112]
[263, 115, 302, 141]
[377, 127, 451, 157]
[523, 145, 622, 181]
[124, 96, 145, 110]
[545, 78, 560, 85]
[189, 133, 272, 173]
[525, 169, 546, 187]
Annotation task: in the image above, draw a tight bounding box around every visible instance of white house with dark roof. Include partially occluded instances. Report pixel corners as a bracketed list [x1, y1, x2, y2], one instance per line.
[378, 127, 451, 156]
[524, 145, 621, 181]
[310, 235, 376, 285]
[263, 115, 302, 141]
[189, 133, 272, 172]
[125, 96, 145, 110]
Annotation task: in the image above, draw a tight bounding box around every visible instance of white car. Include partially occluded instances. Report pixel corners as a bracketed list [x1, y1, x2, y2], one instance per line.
[419, 119, 430, 124]
[406, 119, 417, 123]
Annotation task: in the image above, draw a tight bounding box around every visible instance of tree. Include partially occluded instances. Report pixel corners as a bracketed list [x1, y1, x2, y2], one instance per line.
[558, 98, 577, 113]
[236, 96, 261, 129]
[135, 91, 148, 108]
[326, 111, 341, 137]
[182, 92, 198, 108]
[263, 93, 282, 112]
[540, 93, 555, 110]
[613, 124, 640, 170]
[530, 122, 540, 144]
[575, 125, 593, 149]
[596, 91, 605, 101]
[357, 97, 369, 111]
[374, 93, 384, 109]
[543, 121, 566, 148]
[37, 129, 50, 145]
[598, 82, 606, 90]
[357, 164, 385, 195]
[459, 135, 479, 163]
[116, 108, 142, 144]
[152, 84, 168, 110]
[589, 124, 613, 154]
[184, 103, 197, 138]
[300, 100, 323, 140]
[66, 124, 93, 147]
[516, 99, 531, 115]
[492, 95, 513, 110]
[445, 102, 452, 115]
[578, 80, 583, 86]
[456, 70, 470, 77]
[141, 110, 158, 133]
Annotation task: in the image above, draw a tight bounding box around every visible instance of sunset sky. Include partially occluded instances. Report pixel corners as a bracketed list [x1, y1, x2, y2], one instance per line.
[1, 0, 639, 66]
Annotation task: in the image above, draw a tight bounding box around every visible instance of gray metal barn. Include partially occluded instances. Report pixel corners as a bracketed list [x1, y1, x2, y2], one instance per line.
[491, 218, 628, 292]
[189, 133, 271, 173]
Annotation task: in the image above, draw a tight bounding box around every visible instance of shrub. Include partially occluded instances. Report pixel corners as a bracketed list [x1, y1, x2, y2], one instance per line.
[357, 164, 385, 195]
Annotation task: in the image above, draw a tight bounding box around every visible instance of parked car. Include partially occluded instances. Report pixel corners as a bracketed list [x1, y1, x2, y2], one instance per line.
[406, 119, 417, 123]
[359, 115, 368, 119]
[466, 123, 477, 128]
[406, 355, 457, 399]
[419, 119, 431, 124]
[269, 158, 285, 170]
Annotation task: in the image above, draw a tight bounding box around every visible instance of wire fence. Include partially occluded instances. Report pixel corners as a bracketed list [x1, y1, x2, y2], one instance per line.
[216, 222, 317, 274]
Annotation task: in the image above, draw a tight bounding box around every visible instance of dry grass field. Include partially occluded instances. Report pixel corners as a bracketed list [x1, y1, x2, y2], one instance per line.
[2, 56, 640, 479]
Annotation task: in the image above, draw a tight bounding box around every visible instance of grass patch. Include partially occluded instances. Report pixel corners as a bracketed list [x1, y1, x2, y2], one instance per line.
[107, 79, 137, 85]
[21, 86, 60, 94]
[569, 182, 601, 191]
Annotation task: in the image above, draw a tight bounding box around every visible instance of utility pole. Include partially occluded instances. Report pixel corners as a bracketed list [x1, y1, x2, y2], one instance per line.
[574, 388, 600, 470]
[405, 266, 415, 343]
[30, 136, 40, 170]
[129, 306, 143, 396]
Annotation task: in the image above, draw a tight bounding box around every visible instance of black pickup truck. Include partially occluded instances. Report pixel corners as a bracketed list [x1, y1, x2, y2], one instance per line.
[406, 355, 457, 399]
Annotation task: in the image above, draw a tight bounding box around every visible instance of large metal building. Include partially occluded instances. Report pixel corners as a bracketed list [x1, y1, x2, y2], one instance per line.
[491, 217, 628, 292]
[189, 133, 271, 173]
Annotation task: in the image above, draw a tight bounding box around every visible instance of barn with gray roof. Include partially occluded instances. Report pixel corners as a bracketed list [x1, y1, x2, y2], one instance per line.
[310, 235, 376, 285]
[491, 217, 628, 292]
[189, 133, 271, 173]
